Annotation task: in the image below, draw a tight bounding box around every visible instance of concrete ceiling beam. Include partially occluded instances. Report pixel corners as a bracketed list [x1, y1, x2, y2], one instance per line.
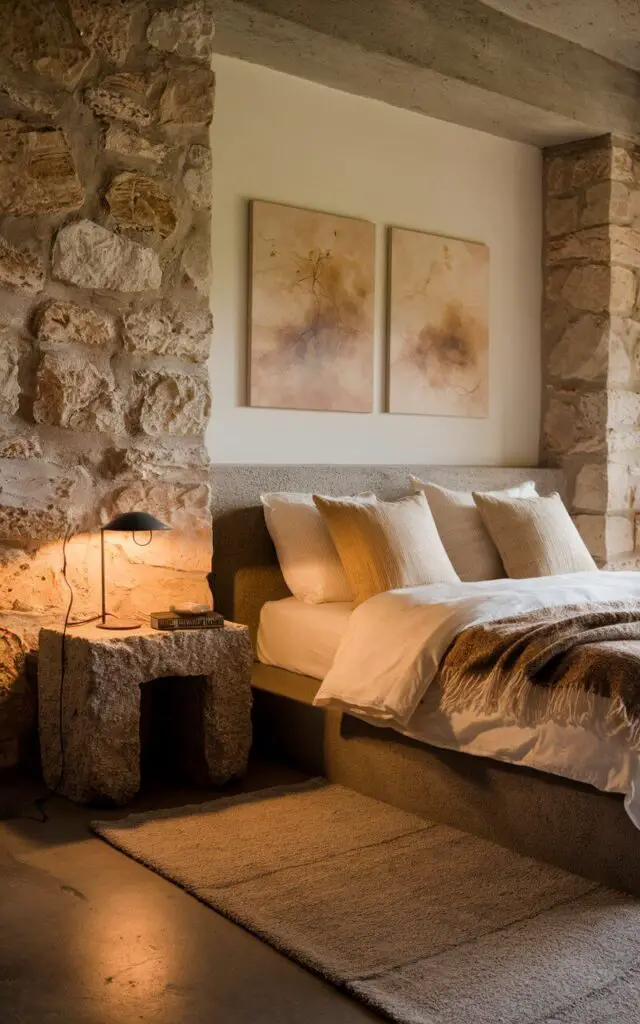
[211, 0, 640, 146]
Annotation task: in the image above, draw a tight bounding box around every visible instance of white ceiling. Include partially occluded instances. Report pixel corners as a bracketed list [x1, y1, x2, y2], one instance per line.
[482, 0, 640, 70]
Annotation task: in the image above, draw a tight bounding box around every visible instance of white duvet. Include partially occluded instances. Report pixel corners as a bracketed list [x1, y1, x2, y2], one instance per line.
[314, 571, 640, 827]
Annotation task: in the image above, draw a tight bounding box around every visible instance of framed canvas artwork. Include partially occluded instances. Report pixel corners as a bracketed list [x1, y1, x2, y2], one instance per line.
[387, 227, 489, 417]
[248, 200, 375, 412]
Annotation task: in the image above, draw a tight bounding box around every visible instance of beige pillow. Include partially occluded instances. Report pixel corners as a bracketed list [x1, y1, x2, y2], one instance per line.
[411, 477, 538, 582]
[261, 491, 377, 604]
[313, 492, 459, 606]
[473, 491, 597, 578]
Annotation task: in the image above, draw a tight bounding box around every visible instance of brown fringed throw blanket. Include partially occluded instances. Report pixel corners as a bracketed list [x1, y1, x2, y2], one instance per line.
[438, 601, 640, 744]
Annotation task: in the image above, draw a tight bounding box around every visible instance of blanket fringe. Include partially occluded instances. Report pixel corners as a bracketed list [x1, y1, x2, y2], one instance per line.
[438, 663, 639, 747]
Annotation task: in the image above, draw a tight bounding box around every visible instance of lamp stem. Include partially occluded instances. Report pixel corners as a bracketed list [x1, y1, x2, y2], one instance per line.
[100, 527, 106, 625]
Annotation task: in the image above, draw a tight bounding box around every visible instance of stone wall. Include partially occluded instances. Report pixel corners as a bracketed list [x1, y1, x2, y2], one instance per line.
[0, 0, 215, 766]
[542, 134, 640, 566]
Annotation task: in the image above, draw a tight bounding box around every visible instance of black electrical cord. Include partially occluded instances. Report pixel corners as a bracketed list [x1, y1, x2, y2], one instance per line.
[15, 529, 100, 824]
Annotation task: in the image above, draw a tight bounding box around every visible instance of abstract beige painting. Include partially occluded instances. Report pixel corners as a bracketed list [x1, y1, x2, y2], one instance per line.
[249, 201, 375, 412]
[388, 228, 489, 417]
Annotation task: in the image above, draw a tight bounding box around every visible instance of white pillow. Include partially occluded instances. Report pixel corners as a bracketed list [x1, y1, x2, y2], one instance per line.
[410, 477, 538, 582]
[261, 491, 376, 604]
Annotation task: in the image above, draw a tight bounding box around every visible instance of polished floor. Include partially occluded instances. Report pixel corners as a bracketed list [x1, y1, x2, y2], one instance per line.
[0, 762, 380, 1023]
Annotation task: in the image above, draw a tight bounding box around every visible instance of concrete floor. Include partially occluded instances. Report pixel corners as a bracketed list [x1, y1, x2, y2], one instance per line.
[0, 761, 380, 1024]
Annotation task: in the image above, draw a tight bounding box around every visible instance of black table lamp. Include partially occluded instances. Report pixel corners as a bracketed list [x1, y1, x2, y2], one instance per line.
[98, 511, 171, 631]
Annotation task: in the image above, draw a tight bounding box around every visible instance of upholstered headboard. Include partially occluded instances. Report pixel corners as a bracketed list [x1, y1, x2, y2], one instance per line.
[210, 464, 565, 643]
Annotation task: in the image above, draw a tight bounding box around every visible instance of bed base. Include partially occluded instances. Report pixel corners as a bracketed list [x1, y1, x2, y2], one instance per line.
[252, 662, 640, 896]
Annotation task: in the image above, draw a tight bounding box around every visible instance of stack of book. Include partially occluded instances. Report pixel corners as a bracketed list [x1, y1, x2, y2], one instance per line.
[150, 609, 225, 631]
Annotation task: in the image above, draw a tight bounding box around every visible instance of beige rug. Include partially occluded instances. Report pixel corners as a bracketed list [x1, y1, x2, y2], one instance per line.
[93, 780, 640, 1023]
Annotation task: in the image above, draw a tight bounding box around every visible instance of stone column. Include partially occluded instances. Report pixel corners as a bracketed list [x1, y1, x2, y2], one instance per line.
[541, 135, 640, 566]
[0, 0, 216, 765]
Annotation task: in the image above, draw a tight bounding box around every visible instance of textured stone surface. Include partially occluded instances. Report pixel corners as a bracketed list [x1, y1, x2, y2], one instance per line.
[147, 1, 215, 63]
[86, 73, 157, 129]
[105, 172, 177, 237]
[181, 228, 212, 297]
[128, 369, 211, 436]
[0, 628, 28, 743]
[0, 119, 83, 216]
[38, 623, 253, 804]
[547, 227, 609, 265]
[0, 330, 26, 416]
[34, 352, 121, 432]
[546, 196, 579, 237]
[37, 300, 115, 348]
[0, 0, 216, 761]
[52, 219, 162, 292]
[104, 125, 169, 164]
[0, 0, 92, 90]
[0, 237, 44, 294]
[548, 315, 609, 383]
[561, 265, 612, 313]
[68, 0, 139, 66]
[573, 462, 629, 514]
[183, 167, 211, 210]
[0, 436, 42, 460]
[159, 68, 215, 126]
[122, 303, 212, 362]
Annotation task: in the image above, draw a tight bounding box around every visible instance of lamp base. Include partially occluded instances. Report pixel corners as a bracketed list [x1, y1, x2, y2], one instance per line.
[96, 619, 142, 631]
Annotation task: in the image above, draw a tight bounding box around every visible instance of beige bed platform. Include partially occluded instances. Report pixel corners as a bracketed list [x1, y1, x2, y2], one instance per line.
[210, 464, 640, 895]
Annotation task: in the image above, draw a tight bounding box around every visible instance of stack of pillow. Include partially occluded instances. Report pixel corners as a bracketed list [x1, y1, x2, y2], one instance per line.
[261, 479, 596, 608]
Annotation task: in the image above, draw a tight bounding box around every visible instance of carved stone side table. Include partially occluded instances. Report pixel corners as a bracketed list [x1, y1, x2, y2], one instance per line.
[38, 622, 253, 805]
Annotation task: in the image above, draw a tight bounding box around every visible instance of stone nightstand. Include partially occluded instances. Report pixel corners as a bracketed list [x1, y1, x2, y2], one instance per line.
[38, 622, 253, 805]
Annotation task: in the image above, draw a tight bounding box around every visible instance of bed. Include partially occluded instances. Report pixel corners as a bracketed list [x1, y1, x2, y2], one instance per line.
[210, 464, 640, 894]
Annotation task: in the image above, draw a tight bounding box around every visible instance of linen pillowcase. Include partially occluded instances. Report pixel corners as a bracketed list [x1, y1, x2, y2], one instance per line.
[410, 477, 538, 582]
[261, 491, 377, 604]
[472, 491, 597, 579]
[313, 492, 459, 607]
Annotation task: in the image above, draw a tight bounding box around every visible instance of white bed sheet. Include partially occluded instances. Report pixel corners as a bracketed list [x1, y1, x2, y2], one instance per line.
[257, 597, 352, 680]
[259, 589, 640, 825]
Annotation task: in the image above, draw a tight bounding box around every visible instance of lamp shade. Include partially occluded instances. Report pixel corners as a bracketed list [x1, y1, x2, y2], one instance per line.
[103, 511, 171, 532]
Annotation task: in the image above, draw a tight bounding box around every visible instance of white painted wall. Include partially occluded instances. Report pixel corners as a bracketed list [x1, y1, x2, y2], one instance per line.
[207, 55, 542, 466]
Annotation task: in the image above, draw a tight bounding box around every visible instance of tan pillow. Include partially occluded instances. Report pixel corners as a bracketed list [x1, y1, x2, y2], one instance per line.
[473, 491, 597, 578]
[312, 492, 459, 606]
[411, 476, 538, 582]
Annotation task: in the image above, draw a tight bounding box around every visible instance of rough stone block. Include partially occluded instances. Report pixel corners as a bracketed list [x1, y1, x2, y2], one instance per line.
[574, 513, 606, 561]
[0, 236, 44, 294]
[0, 329, 26, 416]
[561, 265, 610, 313]
[187, 144, 212, 171]
[183, 167, 211, 210]
[547, 315, 609, 383]
[0, 628, 28, 744]
[0, 119, 83, 216]
[103, 126, 168, 165]
[86, 73, 157, 130]
[37, 300, 115, 348]
[543, 394, 578, 454]
[611, 265, 637, 315]
[128, 368, 211, 436]
[1, 0, 92, 90]
[68, 0, 139, 66]
[546, 196, 578, 237]
[122, 303, 212, 362]
[573, 462, 629, 514]
[104, 479, 212, 536]
[547, 227, 609, 265]
[0, 71, 62, 118]
[580, 182, 612, 229]
[147, 0, 214, 62]
[52, 220, 162, 292]
[181, 227, 211, 298]
[612, 146, 635, 183]
[0, 436, 42, 460]
[610, 226, 640, 270]
[0, 460, 93, 543]
[105, 172, 177, 238]
[100, 440, 210, 479]
[34, 351, 122, 433]
[38, 622, 251, 804]
[159, 67, 215, 127]
[608, 389, 640, 429]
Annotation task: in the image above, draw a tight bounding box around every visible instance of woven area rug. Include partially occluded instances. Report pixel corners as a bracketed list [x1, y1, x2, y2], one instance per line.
[93, 780, 640, 1024]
